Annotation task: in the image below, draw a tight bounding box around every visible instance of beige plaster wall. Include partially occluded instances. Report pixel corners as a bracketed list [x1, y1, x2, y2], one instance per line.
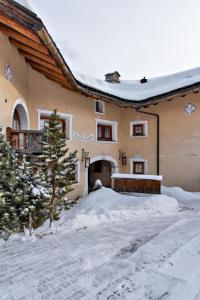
[1, 32, 200, 193]
[121, 94, 200, 191]
[0, 33, 29, 131]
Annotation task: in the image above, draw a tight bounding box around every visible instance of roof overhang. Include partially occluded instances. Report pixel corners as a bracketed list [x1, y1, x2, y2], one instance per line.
[0, 0, 199, 109]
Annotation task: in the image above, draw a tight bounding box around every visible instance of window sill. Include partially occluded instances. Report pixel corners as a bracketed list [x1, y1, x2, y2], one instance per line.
[96, 140, 118, 144]
[95, 111, 105, 115]
[130, 135, 148, 139]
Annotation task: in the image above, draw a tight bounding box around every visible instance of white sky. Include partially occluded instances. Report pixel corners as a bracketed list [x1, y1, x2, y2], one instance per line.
[19, 0, 200, 80]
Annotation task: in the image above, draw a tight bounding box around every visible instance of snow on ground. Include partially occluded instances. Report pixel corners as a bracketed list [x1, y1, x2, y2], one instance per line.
[1, 186, 200, 299]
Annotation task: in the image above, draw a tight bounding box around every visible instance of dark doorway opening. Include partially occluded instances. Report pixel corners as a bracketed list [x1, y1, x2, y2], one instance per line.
[88, 160, 112, 192]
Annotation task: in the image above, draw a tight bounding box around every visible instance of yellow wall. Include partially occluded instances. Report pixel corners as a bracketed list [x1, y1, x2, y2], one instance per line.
[1, 32, 200, 193]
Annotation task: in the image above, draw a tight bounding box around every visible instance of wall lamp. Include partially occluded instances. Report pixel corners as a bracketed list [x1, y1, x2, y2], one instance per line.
[82, 149, 90, 168]
[119, 150, 127, 166]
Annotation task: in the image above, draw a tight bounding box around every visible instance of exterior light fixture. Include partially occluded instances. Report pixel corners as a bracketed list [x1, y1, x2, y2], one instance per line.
[119, 150, 127, 166]
[82, 149, 90, 168]
[122, 156, 127, 166]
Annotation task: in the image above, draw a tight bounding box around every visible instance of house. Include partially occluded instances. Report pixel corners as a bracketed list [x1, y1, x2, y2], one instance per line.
[0, 0, 200, 196]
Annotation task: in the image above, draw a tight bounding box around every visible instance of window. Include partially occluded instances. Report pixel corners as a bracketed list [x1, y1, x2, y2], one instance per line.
[97, 124, 112, 141]
[96, 119, 118, 143]
[133, 124, 144, 136]
[37, 110, 73, 140]
[95, 100, 104, 114]
[40, 115, 66, 135]
[12, 109, 21, 130]
[133, 162, 144, 174]
[130, 121, 148, 137]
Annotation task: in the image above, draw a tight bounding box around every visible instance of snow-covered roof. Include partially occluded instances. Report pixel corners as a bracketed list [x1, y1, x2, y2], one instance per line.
[12, 1, 200, 104]
[74, 67, 200, 102]
[112, 173, 163, 181]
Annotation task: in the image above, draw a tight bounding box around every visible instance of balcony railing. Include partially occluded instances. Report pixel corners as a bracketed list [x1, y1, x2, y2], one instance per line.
[6, 127, 44, 154]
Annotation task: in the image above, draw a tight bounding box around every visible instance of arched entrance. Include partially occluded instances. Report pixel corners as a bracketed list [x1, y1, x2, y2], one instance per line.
[85, 155, 118, 193]
[88, 160, 112, 192]
[11, 100, 29, 130]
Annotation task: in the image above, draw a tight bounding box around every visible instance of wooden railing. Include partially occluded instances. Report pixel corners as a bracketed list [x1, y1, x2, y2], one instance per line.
[6, 127, 44, 154]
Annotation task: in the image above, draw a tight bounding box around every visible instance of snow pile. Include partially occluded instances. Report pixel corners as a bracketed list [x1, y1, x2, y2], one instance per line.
[67, 188, 179, 230]
[162, 186, 200, 202]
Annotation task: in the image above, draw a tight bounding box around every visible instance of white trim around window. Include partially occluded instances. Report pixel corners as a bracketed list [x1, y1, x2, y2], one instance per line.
[37, 109, 73, 141]
[130, 158, 147, 175]
[95, 118, 118, 143]
[94, 99, 105, 114]
[130, 120, 148, 138]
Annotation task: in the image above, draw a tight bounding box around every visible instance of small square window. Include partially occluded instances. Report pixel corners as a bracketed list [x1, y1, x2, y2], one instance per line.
[133, 124, 144, 136]
[130, 121, 148, 137]
[133, 162, 144, 174]
[95, 100, 104, 114]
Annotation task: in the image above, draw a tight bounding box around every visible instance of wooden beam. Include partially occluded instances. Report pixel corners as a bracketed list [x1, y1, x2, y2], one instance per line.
[28, 60, 69, 82]
[0, 13, 40, 43]
[0, 23, 49, 54]
[45, 74, 73, 90]
[9, 38, 56, 65]
[19, 49, 63, 74]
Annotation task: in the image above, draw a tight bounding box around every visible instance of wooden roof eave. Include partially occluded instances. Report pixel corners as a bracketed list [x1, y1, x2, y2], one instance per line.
[1, 1, 200, 109]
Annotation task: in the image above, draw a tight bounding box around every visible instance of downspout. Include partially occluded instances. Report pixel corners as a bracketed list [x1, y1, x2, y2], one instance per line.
[136, 109, 160, 175]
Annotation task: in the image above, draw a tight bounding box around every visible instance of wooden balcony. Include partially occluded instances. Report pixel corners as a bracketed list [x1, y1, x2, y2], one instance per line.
[6, 127, 44, 155]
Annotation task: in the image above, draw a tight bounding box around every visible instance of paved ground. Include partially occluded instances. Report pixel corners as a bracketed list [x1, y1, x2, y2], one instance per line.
[1, 194, 200, 300]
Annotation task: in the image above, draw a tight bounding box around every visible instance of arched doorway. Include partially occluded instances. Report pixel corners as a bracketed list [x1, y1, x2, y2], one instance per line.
[12, 101, 29, 130]
[86, 155, 118, 193]
[88, 160, 112, 192]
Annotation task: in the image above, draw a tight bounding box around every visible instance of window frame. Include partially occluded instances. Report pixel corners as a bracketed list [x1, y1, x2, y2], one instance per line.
[96, 119, 118, 143]
[40, 115, 66, 136]
[130, 158, 147, 175]
[133, 161, 145, 174]
[130, 121, 148, 138]
[97, 124, 112, 141]
[37, 109, 73, 141]
[94, 100, 105, 114]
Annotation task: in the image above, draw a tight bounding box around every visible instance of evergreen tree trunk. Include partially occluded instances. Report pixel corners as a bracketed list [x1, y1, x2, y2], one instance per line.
[49, 169, 56, 229]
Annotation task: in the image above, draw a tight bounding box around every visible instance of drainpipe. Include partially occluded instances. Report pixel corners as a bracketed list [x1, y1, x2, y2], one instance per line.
[136, 109, 160, 175]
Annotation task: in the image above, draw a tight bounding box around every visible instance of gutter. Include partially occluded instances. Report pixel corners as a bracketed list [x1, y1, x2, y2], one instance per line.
[136, 109, 160, 175]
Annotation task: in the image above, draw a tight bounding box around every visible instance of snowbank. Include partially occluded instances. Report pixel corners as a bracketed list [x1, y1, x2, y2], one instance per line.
[162, 186, 200, 202]
[66, 188, 179, 230]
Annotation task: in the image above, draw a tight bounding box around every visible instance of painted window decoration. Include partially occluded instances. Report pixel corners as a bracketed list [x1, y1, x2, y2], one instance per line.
[95, 100, 104, 114]
[133, 161, 144, 174]
[5, 64, 13, 81]
[40, 115, 66, 136]
[130, 121, 148, 137]
[97, 124, 112, 141]
[184, 103, 197, 114]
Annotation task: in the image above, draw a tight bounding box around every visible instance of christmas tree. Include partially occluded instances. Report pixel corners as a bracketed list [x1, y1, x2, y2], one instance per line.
[36, 110, 77, 229]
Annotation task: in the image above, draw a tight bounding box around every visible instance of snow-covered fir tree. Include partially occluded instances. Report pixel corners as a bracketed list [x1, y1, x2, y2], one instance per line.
[36, 110, 77, 229]
[16, 155, 50, 236]
[0, 127, 19, 238]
